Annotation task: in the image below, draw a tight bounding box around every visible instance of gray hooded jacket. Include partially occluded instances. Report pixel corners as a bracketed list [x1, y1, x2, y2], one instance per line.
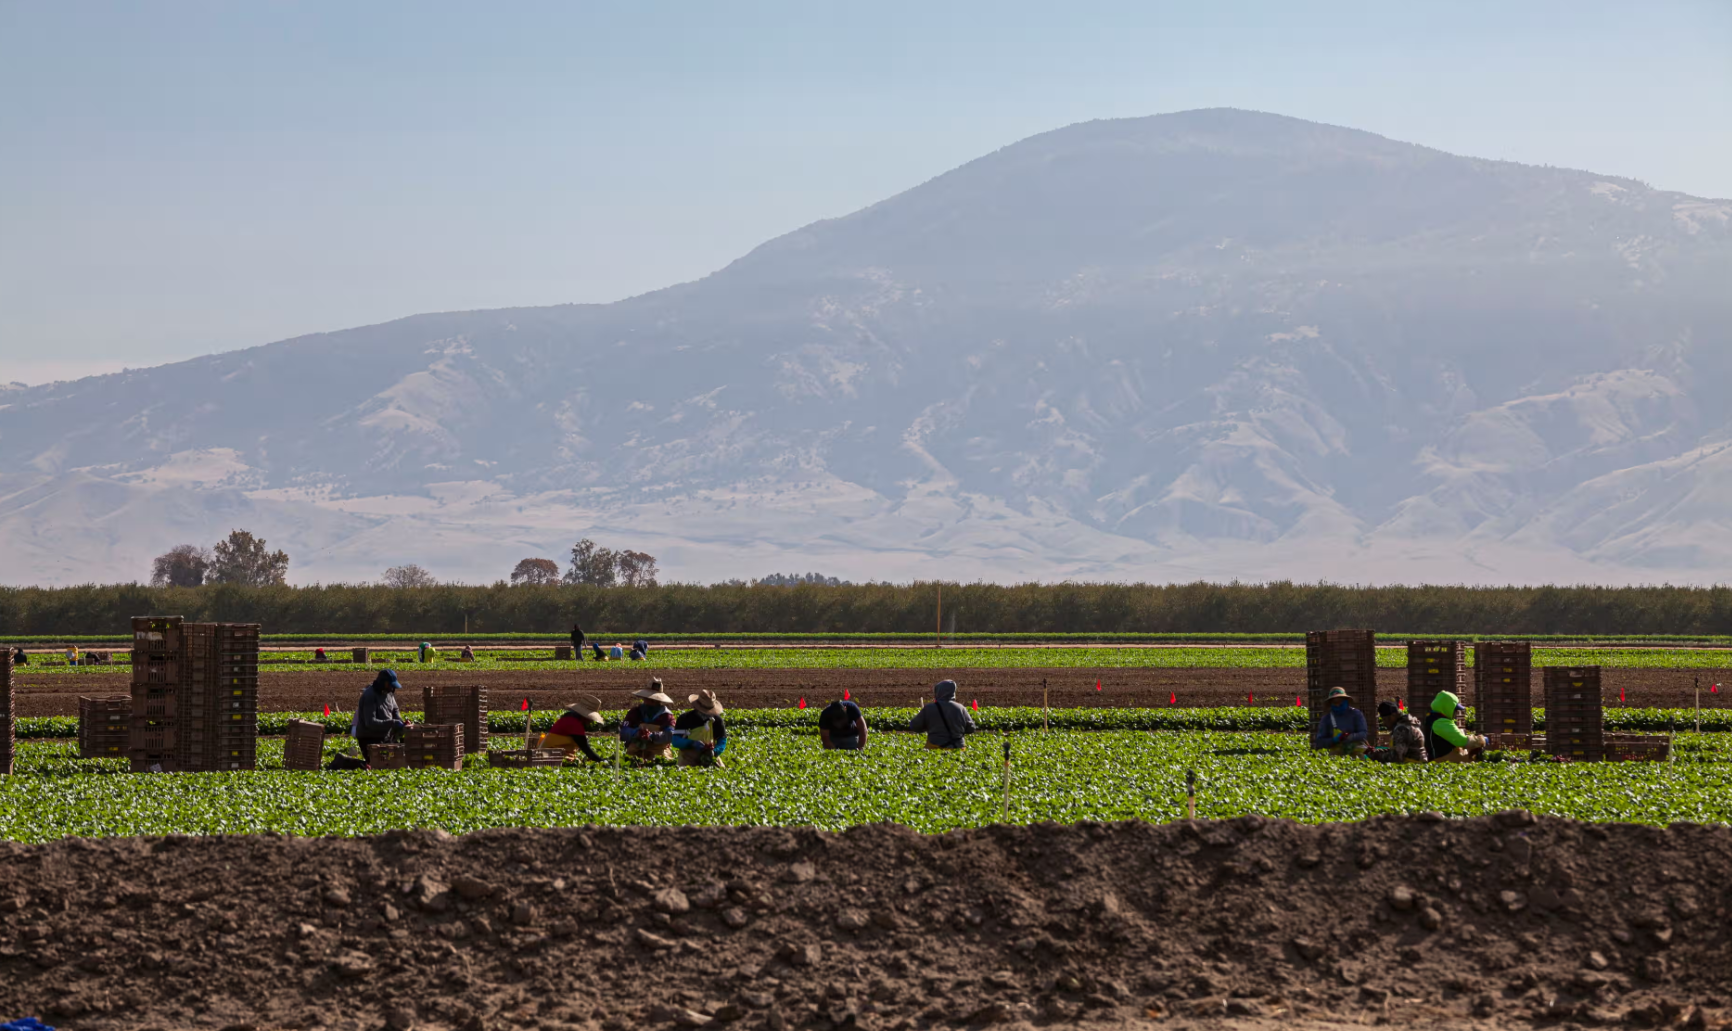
[909, 680, 976, 748]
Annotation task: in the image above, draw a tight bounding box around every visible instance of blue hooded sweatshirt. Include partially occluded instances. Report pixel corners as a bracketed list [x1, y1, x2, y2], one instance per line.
[1311, 699, 1369, 749]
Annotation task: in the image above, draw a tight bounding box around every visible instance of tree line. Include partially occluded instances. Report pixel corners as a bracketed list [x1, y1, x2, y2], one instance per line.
[2, 580, 1729, 636]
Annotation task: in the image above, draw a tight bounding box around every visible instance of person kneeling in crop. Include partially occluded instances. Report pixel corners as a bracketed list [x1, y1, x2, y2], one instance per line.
[818, 696, 869, 750]
[354, 669, 413, 753]
[910, 679, 976, 750]
[673, 690, 728, 767]
[1365, 701, 1429, 763]
[1421, 691, 1486, 762]
[1311, 687, 1369, 756]
[543, 698, 608, 763]
[620, 681, 676, 761]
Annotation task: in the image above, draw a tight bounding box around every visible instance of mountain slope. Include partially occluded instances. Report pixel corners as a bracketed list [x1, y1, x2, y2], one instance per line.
[2, 109, 1730, 585]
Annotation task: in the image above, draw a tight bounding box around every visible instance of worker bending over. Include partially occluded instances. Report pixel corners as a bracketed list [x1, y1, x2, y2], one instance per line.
[1311, 687, 1369, 756]
[354, 669, 412, 753]
[1421, 691, 1486, 762]
[620, 681, 676, 761]
[909, 680, 976, 750]
[1365, 701, 1429, 763]
[818, 697, 869, 750]
[672, 690, 728, 767]
[543, 698, 608, 763]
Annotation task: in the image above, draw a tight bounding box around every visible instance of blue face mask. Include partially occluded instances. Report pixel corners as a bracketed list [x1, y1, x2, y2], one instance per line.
[1331, 700, 1349, 711]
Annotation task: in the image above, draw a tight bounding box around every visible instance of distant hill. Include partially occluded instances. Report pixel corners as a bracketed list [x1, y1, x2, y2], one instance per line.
[2, 109, 1729, 586]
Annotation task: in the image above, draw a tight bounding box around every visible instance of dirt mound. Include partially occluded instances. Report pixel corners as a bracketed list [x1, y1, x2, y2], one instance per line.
[3, 816, 1731, 1031]
[15, 666, 1727, 717]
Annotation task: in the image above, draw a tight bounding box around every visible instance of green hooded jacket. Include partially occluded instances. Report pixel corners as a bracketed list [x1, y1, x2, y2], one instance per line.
[1427, 691, 1474, 749]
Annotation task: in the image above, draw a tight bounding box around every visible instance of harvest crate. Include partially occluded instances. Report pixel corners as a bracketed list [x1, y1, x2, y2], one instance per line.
[1305, 629, 1380, 746]
[283, 718, 325, 771]
[487, 748, 566, 768]
[352, 647, 370, 664]
[405, 724, 464, 770]
[78, 695, 132, 758]
[130, 687, 179, 720]
[128, 755, 182, 773]
[366, 743, 407, 769]
[128, 718, 175, 756]
[1473, 641, 1533, 735]
[1603, 733, 1670, 763]
[1542, 666, 1604, 761]
[553, 646, 573, 660]
[423, 684, 488, 755]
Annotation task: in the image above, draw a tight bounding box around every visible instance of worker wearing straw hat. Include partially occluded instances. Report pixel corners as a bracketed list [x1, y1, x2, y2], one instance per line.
[1310, 687, 1370, 757]
[543, 697, 609, 763]
[673, 690, 728, 768]
[620, 679, 676, 762]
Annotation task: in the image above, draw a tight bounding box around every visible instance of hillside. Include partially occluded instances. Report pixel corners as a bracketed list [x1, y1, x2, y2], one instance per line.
[2, 108, 1730, 585]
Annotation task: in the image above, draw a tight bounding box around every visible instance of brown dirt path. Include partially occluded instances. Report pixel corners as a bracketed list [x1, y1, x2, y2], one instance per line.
[13, 666, 1730, 717]
[2, 816, 1730, 1030]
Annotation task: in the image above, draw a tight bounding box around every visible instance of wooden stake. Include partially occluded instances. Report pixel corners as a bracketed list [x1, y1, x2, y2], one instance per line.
[1001, 734, 1012, 820]
[936, 583, 942, 649]
[1042, 679, 1049, 734]
[1695, 676, 1701, 734]
[524, 697, 534, 752]
[1185, 769, 1197, 821]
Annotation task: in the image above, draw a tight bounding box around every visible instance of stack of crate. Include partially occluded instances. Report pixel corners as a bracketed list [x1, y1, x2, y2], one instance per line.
[78, 696, 132, 759]
[1, 647, 12, 776]
[1474, 641, 1534, 738]
[404, 724, 464, 770]
[366, 743, 407, 769]
[1544, 666, 1604, 761]
[1406, 641, 1468, 716]
[130, 616, 184, 772]
[283, 718, 326, 772]
[1305, 629, 1380, 746]
[128, 617, 260, 773]
[423, 684, 488, 759]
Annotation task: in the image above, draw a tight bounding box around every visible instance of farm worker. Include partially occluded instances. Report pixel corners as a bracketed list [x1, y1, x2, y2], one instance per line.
[591, 642, 607, 661]
[1365, 701, 1429, 763]
[10, 647, 27, 665]
[672, 690, 728, 767]
[543, 698, 608, 763]
[609, 643, 626, 661]
[459, 644, 475, 661]
[1310, 687, 1369, 756]
[570, 624, 586, 658]
[314, 647, 328, 662]
[629, 638, 650, 661]
[65, 644, 79, 666]
[818, 697, 869, 750]
[418, 641, 437, 663]
[1420, 691, 1486, 763]
[354, 669, 413, 751]
[620, 680, 676, 761]
[909, 680, 976, 750]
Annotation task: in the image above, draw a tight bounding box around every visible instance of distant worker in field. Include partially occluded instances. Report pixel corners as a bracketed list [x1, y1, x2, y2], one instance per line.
[353, 669, 412, 752]
[910, 680, 976, 750]
[629, 638, 650, 661]
[818, 696, 869, 750]
[459, 644, 475, 661]
[1310, 687, 1370, 756]
[10, 646, 27, 665]
[313, 647, 328, 662]
[620, 680, 676, 761]
[1365, 701, 1429, 763]
[417, 640, 437, 663]
[65, 644, 79, 667]
[1420, 691, 1486, 763]
[570, 624, 585, 659]
[673, 690, 728, 767]
[543, 698, 608, 763]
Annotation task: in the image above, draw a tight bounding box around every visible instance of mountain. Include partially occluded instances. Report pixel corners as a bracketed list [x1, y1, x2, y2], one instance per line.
[3, 108, 1730, 586]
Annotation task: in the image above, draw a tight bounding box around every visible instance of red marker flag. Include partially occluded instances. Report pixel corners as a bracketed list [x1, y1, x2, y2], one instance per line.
[1168, 691, 1177, 705]
[1295, 695, 1302, 707]
[1397, 698, 1405, 711]
[798, 697, 807, 709]
[842, 688, 851, 701]
[1247, 691, 1254, 705]
[1095, 678, 1102, 692]
[323, 704, 331, 717]
[1619, 687, 1626, 704]
[971, 698, 979, 711]
[520, 698, 530, 712]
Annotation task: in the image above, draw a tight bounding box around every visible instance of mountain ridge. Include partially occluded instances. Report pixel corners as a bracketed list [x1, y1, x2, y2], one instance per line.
[2, 108, 1729, 586]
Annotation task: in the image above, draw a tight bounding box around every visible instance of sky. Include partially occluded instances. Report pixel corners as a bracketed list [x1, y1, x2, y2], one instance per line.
[2, 0, 1729, 386]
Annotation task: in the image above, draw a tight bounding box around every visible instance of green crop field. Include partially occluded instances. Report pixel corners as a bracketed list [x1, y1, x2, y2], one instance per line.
[3, 728, 1728, 842]
[19, 645, 1732, 674]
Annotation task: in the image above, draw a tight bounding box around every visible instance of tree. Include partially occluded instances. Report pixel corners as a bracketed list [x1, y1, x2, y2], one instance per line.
[563, 538, 619, 587]
[207, 530, 290, 586]
[510, 558, 562, 585]
[381, 564, 438, 588]
[149, 545, 211, 587]
[754, 572, 851, 587]
[616, 550, 659, 587]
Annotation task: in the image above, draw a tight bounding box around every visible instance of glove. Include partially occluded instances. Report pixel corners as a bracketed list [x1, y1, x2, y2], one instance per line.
[1469, 735, 1488, 750]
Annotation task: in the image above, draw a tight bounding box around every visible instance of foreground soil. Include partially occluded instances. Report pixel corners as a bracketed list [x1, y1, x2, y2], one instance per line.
[13, 666, 1728, 717]
[3, 816, 1731, 1031]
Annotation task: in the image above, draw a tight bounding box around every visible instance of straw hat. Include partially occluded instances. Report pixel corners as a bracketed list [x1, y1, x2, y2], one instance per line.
[632, 678, 675, 705]
[564, 696, 603, 721]
[688, 689, 724, 715]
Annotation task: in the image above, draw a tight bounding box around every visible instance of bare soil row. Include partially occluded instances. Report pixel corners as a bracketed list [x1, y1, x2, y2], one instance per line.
[13, 666, 1728, 718]
[3, 816, 1730, 1031]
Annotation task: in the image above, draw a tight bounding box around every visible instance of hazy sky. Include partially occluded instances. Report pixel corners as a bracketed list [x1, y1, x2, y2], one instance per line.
[2, 0, 1728, 385]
